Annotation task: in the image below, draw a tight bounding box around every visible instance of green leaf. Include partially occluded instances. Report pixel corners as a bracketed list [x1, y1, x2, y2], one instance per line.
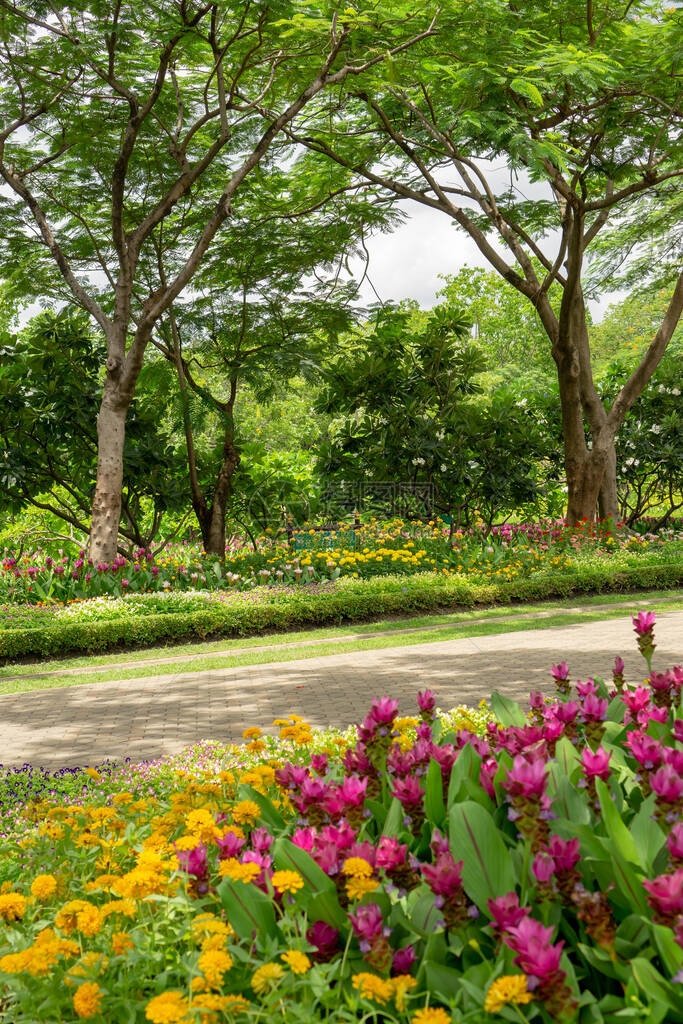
[382, 797, 403, 837]
[489, 690, 527, 727]
[217, 878, 278, 941]
[424, 758, 446, 827]
[596, 778, 642, 868]
[272, 838, 346, 929]
[449, 801, 516, 912]
[510, 77, 544, 107]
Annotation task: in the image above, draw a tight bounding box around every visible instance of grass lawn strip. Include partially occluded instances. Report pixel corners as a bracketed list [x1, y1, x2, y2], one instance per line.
[2, 588, 683, 684]
[1, 596, 682, 696]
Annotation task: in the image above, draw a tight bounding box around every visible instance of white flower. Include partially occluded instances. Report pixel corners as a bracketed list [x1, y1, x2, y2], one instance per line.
[440, 464, 447, 472]
[650, 425, 663, 434]
[672, 387, 680, 396]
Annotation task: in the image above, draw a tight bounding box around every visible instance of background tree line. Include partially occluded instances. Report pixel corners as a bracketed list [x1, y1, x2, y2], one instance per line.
[0, 0, 680, 556]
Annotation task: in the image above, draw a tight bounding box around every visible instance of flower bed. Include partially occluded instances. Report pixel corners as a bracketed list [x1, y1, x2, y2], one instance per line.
[2, 517, 682, 606]
[1, 616, 683, 1022]
[1, 558, 683, 662]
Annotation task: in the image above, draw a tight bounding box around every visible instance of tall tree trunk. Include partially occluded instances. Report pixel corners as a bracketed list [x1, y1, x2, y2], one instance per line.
[597, 445, 619, 523]
[203, 432, 241, 556]
[90, 377, 129, 563]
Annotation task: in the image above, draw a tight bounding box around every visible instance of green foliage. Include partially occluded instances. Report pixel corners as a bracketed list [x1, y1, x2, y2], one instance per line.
[0, 311, 187, 548]
[2, 558, 682, 662]
[316, 303, 550, 526]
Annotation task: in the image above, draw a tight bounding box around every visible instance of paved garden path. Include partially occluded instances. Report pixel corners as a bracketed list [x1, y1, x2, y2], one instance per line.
[1, 609, 682, 770]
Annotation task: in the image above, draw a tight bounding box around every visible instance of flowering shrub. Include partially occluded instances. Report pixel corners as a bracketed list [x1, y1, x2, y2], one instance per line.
[1, 614, 683, 1021]
[2, 517, 681, 606]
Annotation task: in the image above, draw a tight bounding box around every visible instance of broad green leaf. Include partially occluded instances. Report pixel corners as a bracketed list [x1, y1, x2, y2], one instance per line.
[424, 759, 446, 827]
[449, 801, 516, 912]
[489, 690, 527, 727]
[217, 878, 278, 941]
[272, 839, 346, 928]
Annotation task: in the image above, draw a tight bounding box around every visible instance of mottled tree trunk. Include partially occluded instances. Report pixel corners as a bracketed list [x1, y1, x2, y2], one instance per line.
[90, 377, 129, 563]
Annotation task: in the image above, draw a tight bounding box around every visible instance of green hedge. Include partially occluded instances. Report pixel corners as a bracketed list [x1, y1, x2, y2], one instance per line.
[1, 562, 682, 663]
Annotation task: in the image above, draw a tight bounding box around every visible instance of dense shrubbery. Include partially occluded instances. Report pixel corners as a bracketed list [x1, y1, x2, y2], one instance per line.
[1, 557, 682, 662]
[1, 616, 683, 1022]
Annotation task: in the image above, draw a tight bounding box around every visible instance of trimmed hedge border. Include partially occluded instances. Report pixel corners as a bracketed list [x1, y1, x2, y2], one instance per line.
[1, 561, 682, 663]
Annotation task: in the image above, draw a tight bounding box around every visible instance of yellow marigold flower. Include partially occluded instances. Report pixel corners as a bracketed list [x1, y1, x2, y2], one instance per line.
[346, 876, 379, 900]
[484, 975, 533, 1013]
[281, 950, 311, 974]
[191, 914, 233, 943]
[31, 873, 57, 900]
[145, 990, 191, 1023]
[411, 1008, 451, 1024]
[251, 963, 284, 994]
[112, 791, 134, 805]
[231, 800, 260, 825]
[270, 870, 304, 895]
[73, 981, 102, 1019]
[85, 873, 119, 893]
[342, 857, 374, 879]
[218, 859, 261, 883]
[83, 768, 101, 782]
[198, 948, 233, 988]
[112, 931, 134, 955]
[352, 973, 393, 1005]
[273, 718, 290, 727]
[100, 898, 136, 919]
[391, 975, 418, 1011]
[0, 892, 27, 922]
[0, 949, 32, 974]
[243, 726, 262, 739]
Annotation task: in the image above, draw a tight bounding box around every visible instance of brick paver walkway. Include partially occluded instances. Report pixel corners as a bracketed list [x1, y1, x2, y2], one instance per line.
[1, 610, 681, 770]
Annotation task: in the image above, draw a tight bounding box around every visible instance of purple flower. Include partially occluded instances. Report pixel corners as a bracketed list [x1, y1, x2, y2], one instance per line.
[306, 921, 339, 963]
[581, 694, 608, 723]
[644, 868, 683, 923]
[376, 837, 407, 871]
[422, 853, 464, 897]
[369, 697, 399, 726]
[627, 731, 664, 771]
[391, 775, 424, 809]
[667, 824, 683, 862]
[503, 755, 548, 800]
[417, 690, 436, 714]
[391, 945, 416, 976]
[349, 903, 386, 947]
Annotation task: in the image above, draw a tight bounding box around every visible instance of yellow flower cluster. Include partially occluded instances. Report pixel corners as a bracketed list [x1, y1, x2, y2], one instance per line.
[484, 974, 534, 1012]
[352, 972, 418, 1008]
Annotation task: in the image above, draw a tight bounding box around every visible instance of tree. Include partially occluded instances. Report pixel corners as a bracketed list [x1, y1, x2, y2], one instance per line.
[0, 0, 435, 561]
[0, 311, 186, 551]
[151, 185, 367, 554]
[437, 267, 551, 370]
[292, 0, 683, 523]
[315, 303, 549, 527]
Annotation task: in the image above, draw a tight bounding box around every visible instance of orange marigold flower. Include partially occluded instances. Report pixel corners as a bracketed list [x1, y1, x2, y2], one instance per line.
[352, 973, 393, 1005]
[411, 1008, 452, 1024]
[218, 860, 261, 883]
[0, 892, 27, 922]
[484, 975, 534, 1013]
[231, 800, 260, 825]
[73, 981, 102, 1019]
[112, 931, 134, 956]
[281, 950, 311, 974]
[145, 990, 190, 1023]
[31, 874, 57, 900]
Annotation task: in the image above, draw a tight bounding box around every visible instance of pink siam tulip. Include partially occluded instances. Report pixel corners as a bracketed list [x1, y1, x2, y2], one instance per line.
[349, 902, 392, 971]
[650, 670, 675, 709]
[667, 824, 683, 869]
[633, 611, 657, 670]
[503, 754, 551, 852]
[174, 842, 210, 896]
[650, 765, 683, 828]
[421, 852, 468, 928]
[576, 678, 598, 698]
[532, 852, 556, 900]
[417, 689, 436, 723]
[547, 835, 581, 903]
[487, 892, 530, 940]
[550, 661, 571, 697]
[643, 868, 683, 926]
[391, 945, 416, 976]
[504, 917, 577, 1019]
[306, 921, 339, 963]
[612, 656, 626, 692]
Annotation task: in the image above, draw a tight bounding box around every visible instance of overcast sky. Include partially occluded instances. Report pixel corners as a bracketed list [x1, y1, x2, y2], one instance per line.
[349, 201, 622, 321]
